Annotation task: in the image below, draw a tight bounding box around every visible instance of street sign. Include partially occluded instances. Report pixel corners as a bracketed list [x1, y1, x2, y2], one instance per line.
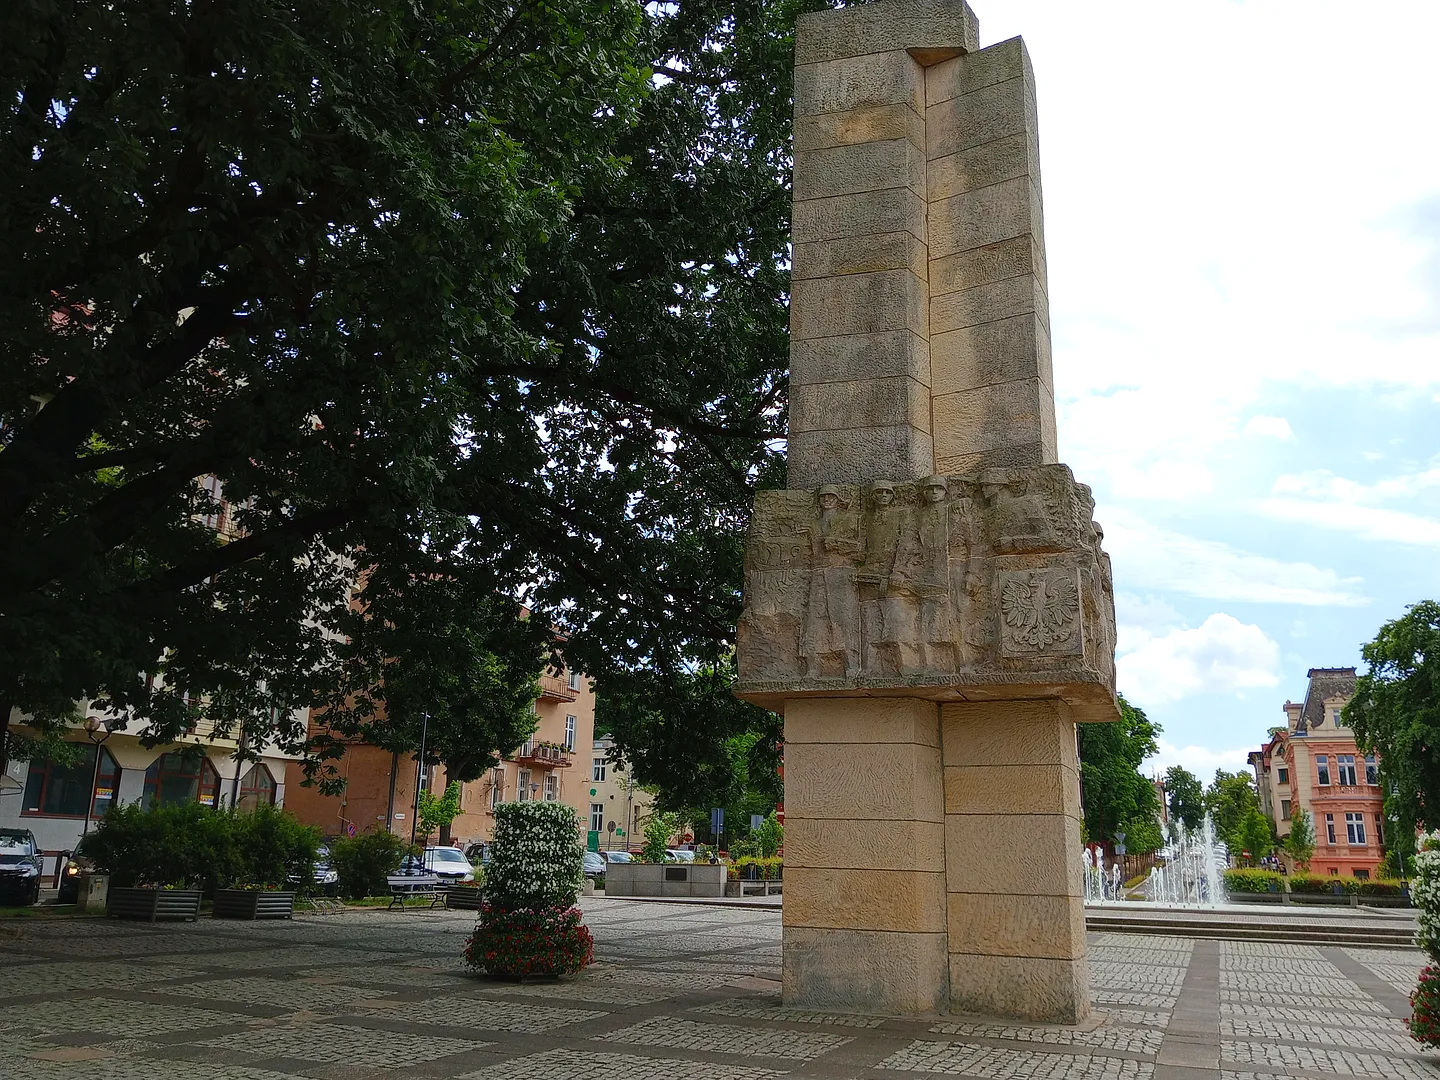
[750, 813, 764, 830]
[710, 807, 724, 835]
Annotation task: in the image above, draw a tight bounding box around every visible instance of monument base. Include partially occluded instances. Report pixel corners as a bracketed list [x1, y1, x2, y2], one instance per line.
[781, 696, 1088, 1023]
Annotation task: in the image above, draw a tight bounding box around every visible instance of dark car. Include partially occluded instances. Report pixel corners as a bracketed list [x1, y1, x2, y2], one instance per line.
[56, 836, 96, 905]
[0, 828, 43, 906]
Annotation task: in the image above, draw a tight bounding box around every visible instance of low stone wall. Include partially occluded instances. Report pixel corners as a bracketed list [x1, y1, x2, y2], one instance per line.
[604, 863, 726, 898]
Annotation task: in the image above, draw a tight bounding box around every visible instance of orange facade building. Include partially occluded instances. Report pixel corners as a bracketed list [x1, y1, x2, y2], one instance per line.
[285, 664, 595, 848]
[1249, 667, 1386, 879]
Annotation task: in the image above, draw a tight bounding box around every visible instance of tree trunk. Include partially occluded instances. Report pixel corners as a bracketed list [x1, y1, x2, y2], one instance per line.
[0, 695, 13, 779]
[439, 820, 452, 845]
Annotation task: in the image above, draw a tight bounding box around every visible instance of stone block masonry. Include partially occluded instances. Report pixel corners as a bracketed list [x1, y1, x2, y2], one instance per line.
[739, 0, 1119, 1023]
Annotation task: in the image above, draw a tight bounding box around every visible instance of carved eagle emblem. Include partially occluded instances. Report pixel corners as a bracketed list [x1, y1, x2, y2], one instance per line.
[1000, 573, 1080, 650]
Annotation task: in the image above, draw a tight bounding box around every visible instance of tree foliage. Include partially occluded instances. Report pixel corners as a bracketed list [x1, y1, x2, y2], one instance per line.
[1164, 765, 1205, 832]
[1347, 600, 1440, 847]
[1077, 695, 1163, 854]
[1204, 769, 1260, 852]
[0, 0, 812, 773]
[1284, 806, 1315, 870]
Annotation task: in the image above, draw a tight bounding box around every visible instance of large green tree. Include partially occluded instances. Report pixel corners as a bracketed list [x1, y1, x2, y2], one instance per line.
[1163, 765, 1205, 832]
[0, 1, 807, 773]
[1346, 600, 1440, 865]
[1078, 695, 1163, 854]
[1204, 769, 1260, 852]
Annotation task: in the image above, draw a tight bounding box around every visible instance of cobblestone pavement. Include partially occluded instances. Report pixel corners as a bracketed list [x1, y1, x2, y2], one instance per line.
[0, 900, 1434, 1079]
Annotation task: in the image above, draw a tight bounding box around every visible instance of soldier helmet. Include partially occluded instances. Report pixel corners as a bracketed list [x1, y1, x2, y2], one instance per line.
[871, 480, 896, 493]
[817, 484, 843, 500]
[921, 475, 948, 491]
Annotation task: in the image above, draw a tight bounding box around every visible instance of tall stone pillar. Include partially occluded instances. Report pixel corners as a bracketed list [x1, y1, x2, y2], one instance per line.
[737, 0, 1118, 1023]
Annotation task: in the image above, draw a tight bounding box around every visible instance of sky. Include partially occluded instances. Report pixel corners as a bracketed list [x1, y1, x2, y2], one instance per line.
[976, 1, 1440, 779]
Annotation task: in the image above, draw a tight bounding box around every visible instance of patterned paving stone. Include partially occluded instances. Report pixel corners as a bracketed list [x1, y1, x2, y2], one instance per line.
[1222, 1039, 1440, 1079]
[1091, 990, 1180, 1009]
[1088, 933, 1195, 952]
[690, 999, 886, 1028]
[928, 1020, 1164, 1055]
[1221, 941, 1324, 959]
[2, 960, 208, 993]
[1090, 962, 1187, 988]
[1088, 946, 1192, 967]
[375, 994, 607, 1031]
[1099, 1008, 1171, 1029]
[2, 997, 253, 1037]
[1219, 988, 1390, 1012]
[155, 975, 397, 1009]
[1218, 955, 1347, 976]
[458, 1048, 785, 1080]
[1220, 1016, 1418, 1054]
[196, 1020, 492, 1066]
[880, 1040, 1155, 1079]
[596, 1015, 852, 1060]
[1220, 1001, 1409, 1032]
[1219, 970, 1368, 994]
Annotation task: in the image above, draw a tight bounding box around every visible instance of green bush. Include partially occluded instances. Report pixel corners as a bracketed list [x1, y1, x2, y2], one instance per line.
[732, 855, 783, 880]
[1224, 868, 1284, 894]
[328, 829, 408, 899]
[1289, 873, 1360, 895]
[486, 801, 584, 911]
[85, 801, 318, 892]
[640, 812, 678, 864]
[1356, 879, 1407, 898]
[234, 804, 320, 890]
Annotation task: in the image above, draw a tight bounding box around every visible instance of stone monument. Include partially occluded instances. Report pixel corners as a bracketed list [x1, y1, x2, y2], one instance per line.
[735, 0, 1119, 1022]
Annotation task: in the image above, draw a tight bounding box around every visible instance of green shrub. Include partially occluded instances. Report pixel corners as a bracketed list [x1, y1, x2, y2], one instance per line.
[1224, 868, 1284, 894]
[486, 801, 584, 911]
[329, 829, 408, 899]
[1289, 873, 1359, 895]
[86, 801, 235, 890]
[753, 812, 783, 858]
[732, 855, 783, 880]
[640, 812, 678, 864]
[1356, 879, 1407, 898]
[233, 804, 320, 890]
[1411, 965, 1440, 1046]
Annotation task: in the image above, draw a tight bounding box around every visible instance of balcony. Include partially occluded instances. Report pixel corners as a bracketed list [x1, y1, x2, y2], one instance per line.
[538, 672, 578, 702]
[511, 743, 572, 769]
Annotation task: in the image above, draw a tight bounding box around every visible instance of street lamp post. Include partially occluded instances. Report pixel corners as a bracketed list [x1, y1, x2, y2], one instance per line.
[81, 711, 127, 837]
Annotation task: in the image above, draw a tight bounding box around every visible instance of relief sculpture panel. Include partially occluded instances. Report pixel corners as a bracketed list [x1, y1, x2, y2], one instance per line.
[735, 464, 1118, 721]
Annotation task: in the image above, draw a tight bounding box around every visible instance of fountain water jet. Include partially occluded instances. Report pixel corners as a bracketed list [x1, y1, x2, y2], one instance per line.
[1083, 815, 1229, 908]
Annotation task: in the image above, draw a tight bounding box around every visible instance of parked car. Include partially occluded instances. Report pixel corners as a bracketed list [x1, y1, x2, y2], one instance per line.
[0, 828, 43, 906]
[399, 846, 476, 884]
[464, 842, 491, 866]
[665, 848, 696, 863]
[56, 836, 96, 905]
[601, 850, 632, 864]
[582, 851, 606, 877]
[286, 843, 340, 895]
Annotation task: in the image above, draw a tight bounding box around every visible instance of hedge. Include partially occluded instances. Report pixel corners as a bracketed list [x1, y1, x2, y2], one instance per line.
[1223, 868, 1284, 894]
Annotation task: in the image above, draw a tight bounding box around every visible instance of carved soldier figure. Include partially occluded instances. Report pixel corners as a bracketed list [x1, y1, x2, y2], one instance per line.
[859, 480, 905, 674]
[915, 476, 957, 671]
[802, 484, 861, 678]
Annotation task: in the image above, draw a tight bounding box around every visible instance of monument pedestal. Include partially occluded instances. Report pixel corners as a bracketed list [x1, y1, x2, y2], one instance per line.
[782, 698, 947, 1014]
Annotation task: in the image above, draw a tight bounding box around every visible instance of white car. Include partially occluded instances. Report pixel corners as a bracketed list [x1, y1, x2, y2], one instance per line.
[400, 847, 476, 883]
[582, 851, 607, 876]
[665, 848, 696, 863]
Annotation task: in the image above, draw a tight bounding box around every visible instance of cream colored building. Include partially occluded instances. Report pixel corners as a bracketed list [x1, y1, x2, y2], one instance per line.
[586, 734, 655, 853]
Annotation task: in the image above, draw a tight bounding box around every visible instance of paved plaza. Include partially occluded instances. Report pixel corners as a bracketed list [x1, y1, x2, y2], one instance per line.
[0, 898, 1433, 1079]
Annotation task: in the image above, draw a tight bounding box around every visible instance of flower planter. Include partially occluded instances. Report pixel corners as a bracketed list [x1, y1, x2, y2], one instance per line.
[603, 862, 727, 898]
[447, 884, 485, 911]
[212, 888, 296, 920]
[107, 886, 202, 922]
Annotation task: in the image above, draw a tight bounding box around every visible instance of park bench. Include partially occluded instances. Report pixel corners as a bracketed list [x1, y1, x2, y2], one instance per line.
[386, 873, 447, 911]
[738, 878, 782, 896]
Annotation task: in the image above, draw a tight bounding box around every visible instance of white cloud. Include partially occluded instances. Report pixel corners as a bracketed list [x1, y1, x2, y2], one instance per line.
[1118, 613, 1282, 706]
[1254, 462, 1440, 545]
[1100, 510, 1368, 607]
[1243, 415, 1295, 440]
[1144, 738, 1255, 779]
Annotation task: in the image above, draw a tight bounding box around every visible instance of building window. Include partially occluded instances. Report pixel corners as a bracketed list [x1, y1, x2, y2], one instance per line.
[592, 757, 607, 783]
[1331, 708, 1343, 727]
[488, 770, 503, 809]
[543, 774, 558, 801]
[1336, 755, 1357, 786]
[568, 669, 582, 692]
[1365, 755, 1378, 785]
[1316, 755, 1331, 786]
[237, 764, 277, 811]
[1355, 868, 1370, 881]
[1325, 813, 1336, 845]
[564, 715, 576, 751]
[1280, 799, 1292, 821]
[1376, 813, 1385, 846]
[22, 745, 120, 818]
[519, 737, 533, 758]
[590, 803, 604, 833]
[1277, 767, 1289, 784]
[1345, 813, 1366, 845]
[516, 768, 532, 802]
[142, 752, 220, 809]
